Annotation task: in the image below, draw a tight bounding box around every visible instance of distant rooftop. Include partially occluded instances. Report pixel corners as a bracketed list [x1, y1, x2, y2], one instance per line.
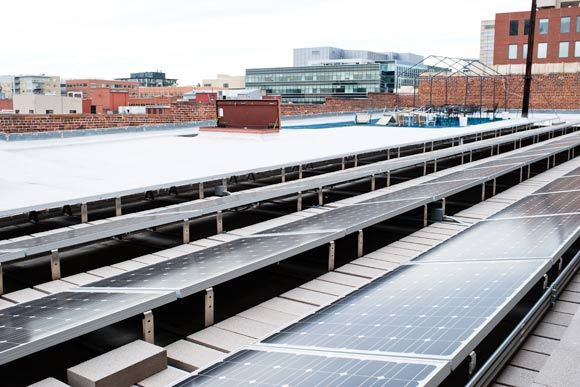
[293, 46, 423, 67]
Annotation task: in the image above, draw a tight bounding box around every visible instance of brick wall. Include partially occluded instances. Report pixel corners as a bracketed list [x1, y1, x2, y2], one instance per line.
[281, 93, 415, 116]
[0, 101, 216, 133]
[418, 73, 580, 110]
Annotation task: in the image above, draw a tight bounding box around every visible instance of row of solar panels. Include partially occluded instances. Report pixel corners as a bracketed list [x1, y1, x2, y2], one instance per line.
[0, 118, 547, 219]
[0, 121, 575, 265]
[0, 128, 578, 368]
[169, 149, 580, 385]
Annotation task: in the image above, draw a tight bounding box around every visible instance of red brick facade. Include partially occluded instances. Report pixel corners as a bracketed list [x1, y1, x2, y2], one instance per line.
[494, 7, 580, 65]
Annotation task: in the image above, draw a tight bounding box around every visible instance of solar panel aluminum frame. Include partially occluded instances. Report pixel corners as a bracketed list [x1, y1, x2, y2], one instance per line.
[171, 345, 451, 387]
[0, 289, 176, 367]
[257, 259, 553, 370]
[0, 118, 560, 219]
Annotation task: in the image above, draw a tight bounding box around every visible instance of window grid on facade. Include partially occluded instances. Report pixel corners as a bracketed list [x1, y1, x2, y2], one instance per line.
[576, 41, 580, 57]
[561, 17, 571, 33]
[559, 42, 570, 57]
[539, 19, 549, 34]
[509, 20, 519, 35]
[538, 42, 548, 58]
[508, 44, 518, 59]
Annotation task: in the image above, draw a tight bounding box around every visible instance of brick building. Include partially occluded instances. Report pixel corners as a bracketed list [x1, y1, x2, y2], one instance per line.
[65, 79, 138, 113]
[493, 3, 580, 65]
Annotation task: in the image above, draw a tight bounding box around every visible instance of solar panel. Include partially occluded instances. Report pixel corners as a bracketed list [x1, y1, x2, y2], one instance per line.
[465, 159, 525, 169]
[534, 176, 580, 194]
[257, 199, 426, 236]
[174, 348, 449, 387]
[414, 214, 580, 262]
[493, 191, 580, 218]
[263, 259, 549, 367]
[564, 166, 580, 177]
[422, 165, 515, 184]
[362, 179, 477, 204]
[0, 290, 176, 366]
[0, 210, 202, 263]
[85, 233, 340, 298]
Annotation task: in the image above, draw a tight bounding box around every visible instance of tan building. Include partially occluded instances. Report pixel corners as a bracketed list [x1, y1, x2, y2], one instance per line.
[0, 76, 13, 99]
[480, 20, 495, 66]
[14, 94, 82, 114]
[202, 74, 245, 89]
[14, 75, 60, 95]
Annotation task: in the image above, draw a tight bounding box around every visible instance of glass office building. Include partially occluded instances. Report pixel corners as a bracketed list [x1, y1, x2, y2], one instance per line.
[246, 61, 428, 104]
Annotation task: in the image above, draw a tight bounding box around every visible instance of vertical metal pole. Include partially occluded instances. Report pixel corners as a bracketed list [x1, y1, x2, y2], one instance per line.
[183, 219, 190, 244]
[481, 182, 486, 201]
[423, 205, 428, 227]
[318, 188, 323, 206]
[493, 179, 497, 196]
[205, 288, 214, 327]
[341, 157, 346, 170]
[354, 154, 358, 167]
[357, 230, 364, 258]
[298, 165, 303, 179]
[0, 264, 3, 295]
[216, 211, 223, 234]
[142, 311, 154, 344]
[423, 162, 427, 176]
[434, 159, 438, 172]
[115, 197, 122, 217]
[386, 171, 391, 187]
[470, 150, 473, 162]
[442, 198, 447, 214]
[297, 192, 303, 212]
[281, 168, 286, 183]
[520, 168, 524, 183]
[51, 249, 61, 280]
[198, 182, 205, 199]
[387, 149, 390, 160]
[527, 164, 531, 179]
[328, 241, 336, 271]
[397, 147, 401, 158]
[221, 178, 228, 190]
[522, 0, 537, 118]
[371, 175, 376, 191]
[80, 203, 88, 223]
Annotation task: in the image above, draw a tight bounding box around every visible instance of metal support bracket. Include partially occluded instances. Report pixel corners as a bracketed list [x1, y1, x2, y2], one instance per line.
[357, 230, 364, 258]
[481, 183, 486, 202]
[354, 154, 358, 168]
[543, 274, 549, 290]
[51, 249, 61, 280]
[298, 165, 303, 179]
[205, 287, 214, 327]
[328, 241, 336, 272]
[297, 192, 303, 212]
[80, 203, 88, 223]
[468, 351, 477, 377]
[281, 168, 286, 183]
[318, 188, 324, 206]
[423, 204, 428, 227]
[371, 175, 376, 191]
[199, 182, 205, 199]
[216, 211, 223, 234]
[142, 311, 154, 344]
[183, 219, 190, 244]
[115, 197, 122, 217]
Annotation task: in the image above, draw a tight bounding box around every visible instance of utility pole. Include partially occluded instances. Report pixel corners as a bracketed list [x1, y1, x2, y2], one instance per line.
[522, 0, 537, 118]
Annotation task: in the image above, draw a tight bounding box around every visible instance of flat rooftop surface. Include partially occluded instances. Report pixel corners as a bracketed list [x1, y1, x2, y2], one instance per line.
[0, 113, 565, 216]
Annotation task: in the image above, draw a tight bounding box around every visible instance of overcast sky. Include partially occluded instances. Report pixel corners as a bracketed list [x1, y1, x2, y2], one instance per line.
[1, 0, 533, 85]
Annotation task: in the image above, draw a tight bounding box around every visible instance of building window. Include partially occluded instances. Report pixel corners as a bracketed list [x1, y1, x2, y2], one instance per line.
[69, 110, 77, 114]
[524, 19, 530, 35]
[508, 44, 518, 59]
[576, 41, 580, 57]
[577, 16, 580, 32]
[539, 19, 549, 34]
[559, 41, 570, 57]
[29, 110, 34, 114]
[509, 20, 519, 35]
[538, 42, 548, 58]
[561, 17, 571, 33]
[523, 44, 528, 59]
[223, 83, 229, 88]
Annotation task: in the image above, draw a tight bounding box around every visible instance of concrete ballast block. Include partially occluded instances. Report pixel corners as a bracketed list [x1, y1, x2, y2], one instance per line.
[67, 340, 166, 387]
